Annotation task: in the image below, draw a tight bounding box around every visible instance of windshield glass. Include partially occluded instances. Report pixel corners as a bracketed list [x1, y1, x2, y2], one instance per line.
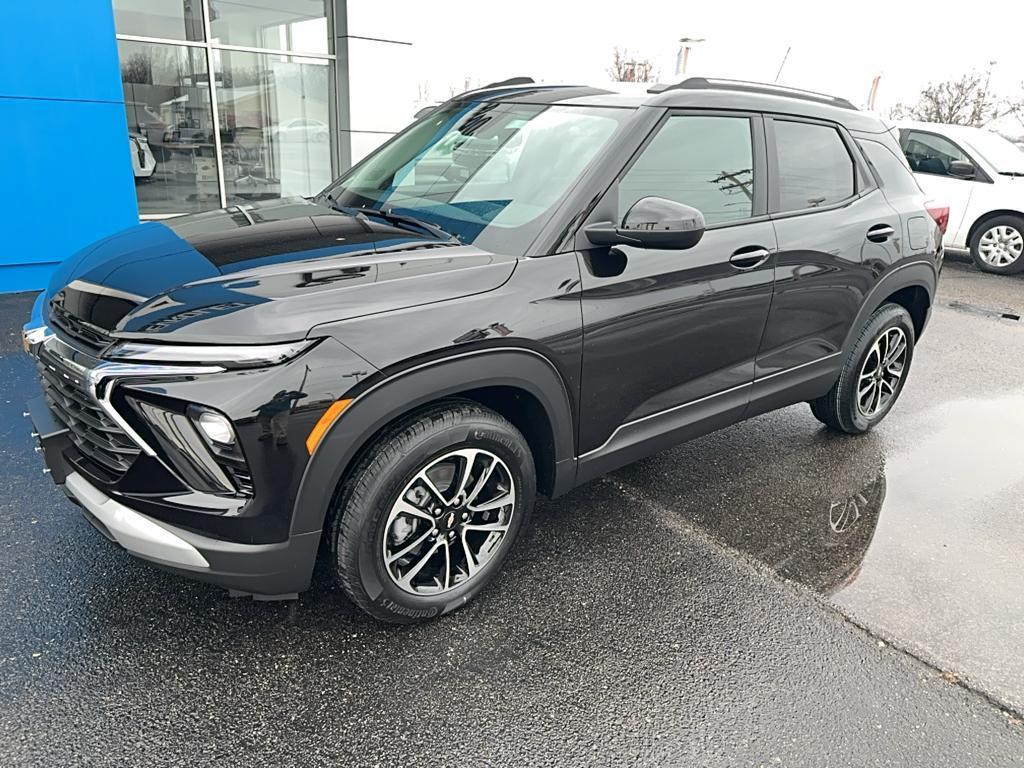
[319, 102, 630, 253]
[964, 130, 1024, 174]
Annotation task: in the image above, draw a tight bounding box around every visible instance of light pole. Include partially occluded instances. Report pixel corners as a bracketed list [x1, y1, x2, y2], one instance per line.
[676, 37, 706, 77]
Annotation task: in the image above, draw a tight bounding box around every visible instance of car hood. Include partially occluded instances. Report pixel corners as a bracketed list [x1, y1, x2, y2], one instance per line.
[44, 198, 517, 344]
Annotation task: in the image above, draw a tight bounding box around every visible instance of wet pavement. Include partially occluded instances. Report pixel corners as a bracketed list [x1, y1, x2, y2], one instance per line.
[2, 259, 1023, 766]
[611, 258, 1024, 715]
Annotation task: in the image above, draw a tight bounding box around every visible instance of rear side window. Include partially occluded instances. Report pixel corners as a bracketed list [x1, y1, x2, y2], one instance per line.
[619, 115, 755, 225]
[858, 140, 923, 197]
[774, 120, 856, 212]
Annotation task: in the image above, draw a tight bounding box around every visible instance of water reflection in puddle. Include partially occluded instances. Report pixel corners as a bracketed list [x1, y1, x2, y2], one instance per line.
[618, 393, 1024, 711]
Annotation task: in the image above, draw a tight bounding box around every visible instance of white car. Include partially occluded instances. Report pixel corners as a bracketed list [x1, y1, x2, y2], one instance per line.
[895, 121, 1024, 275]
[270, 118, 330, 143]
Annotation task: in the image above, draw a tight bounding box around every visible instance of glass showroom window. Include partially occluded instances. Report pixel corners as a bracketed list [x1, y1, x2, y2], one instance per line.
[113, 0, 204, 42]
[113, 0, 337, 217]
[214, 50, 335, 205]
[119, 41, 220, 214]
[208, 0, 332, 54]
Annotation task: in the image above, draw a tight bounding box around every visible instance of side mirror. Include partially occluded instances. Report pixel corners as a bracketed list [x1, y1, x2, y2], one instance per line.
[585, 196, 706, 250]
[948, 160, 977, 180]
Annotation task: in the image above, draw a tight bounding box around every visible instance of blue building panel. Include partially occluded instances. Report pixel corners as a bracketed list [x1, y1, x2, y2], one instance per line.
[0, 0, 138, 294]
[0, 3, 123, 103]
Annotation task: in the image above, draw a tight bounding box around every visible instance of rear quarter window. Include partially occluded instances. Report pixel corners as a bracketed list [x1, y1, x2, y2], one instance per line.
[858, 139, 923, 198]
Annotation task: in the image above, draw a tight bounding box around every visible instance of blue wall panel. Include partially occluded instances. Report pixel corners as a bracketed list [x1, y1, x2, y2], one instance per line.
[0, 0, 138, 294]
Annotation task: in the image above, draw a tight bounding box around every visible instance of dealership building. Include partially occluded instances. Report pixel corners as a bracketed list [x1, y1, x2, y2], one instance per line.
[1, 0, 420, 292]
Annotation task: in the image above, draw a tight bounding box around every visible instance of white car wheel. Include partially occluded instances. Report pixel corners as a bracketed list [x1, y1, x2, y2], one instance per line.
[970, 216, 1024, 275]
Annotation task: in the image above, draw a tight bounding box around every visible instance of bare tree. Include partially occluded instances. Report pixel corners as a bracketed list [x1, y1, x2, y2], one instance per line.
[121, 52, 152, 85]
[890, 69, 1024, 127]
[608, 48, 656, 83]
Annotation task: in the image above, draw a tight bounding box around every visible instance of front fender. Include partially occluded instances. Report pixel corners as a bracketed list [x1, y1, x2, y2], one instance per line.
[290, 348, 577, 537]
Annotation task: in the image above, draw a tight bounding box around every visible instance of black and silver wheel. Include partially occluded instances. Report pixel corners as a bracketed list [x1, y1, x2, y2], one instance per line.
[810, 303, 915, 434]
[330, 401, 534, 623]
[970, 215, 1024, 275]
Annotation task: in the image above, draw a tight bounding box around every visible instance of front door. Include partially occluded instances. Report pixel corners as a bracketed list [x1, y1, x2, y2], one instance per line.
[575, 111, 777, 468]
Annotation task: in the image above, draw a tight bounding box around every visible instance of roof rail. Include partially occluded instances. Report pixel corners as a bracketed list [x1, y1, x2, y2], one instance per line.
[648, 77, 858, 111]
[481, 76, 535, 89]
[448, 76, 536, 101]
[413, 77, 538, 119]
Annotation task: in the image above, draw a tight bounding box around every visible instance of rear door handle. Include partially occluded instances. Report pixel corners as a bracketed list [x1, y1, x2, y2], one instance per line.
[866, 223, 896, 243]
[729, 246, 771, 270]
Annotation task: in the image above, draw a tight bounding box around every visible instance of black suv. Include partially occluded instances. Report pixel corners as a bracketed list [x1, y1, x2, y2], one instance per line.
[24, 77, 942, 622]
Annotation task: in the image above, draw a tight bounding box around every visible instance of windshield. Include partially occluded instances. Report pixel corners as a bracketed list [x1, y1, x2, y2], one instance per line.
[964, 130, 1024, 175]
[319, 102, 630, 253]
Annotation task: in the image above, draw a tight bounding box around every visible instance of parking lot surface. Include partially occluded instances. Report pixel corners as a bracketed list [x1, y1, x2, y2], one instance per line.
[1, 259, 1022, 766]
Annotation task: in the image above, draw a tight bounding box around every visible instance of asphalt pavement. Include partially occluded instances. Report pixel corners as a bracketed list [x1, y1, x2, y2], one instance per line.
[1, 258, 1022, 767]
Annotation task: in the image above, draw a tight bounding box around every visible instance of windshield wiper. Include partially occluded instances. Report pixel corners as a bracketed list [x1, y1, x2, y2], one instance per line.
[324, 195, 459, 243]
[999, 171, 1024, 177]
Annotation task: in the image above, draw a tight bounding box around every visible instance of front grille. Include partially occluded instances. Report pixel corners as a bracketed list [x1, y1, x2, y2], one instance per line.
[49, 301, 111, 352]
[36, 347, 140, 480]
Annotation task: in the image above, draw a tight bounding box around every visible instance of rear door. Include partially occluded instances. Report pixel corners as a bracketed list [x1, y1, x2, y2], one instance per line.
[857, 136, 937, 258]
[756, 116, 902, 383]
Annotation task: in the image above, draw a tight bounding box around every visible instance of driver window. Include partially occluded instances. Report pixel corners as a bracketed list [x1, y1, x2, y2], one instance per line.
[619, 115, 755, 225]
[901, 130, 971, 177]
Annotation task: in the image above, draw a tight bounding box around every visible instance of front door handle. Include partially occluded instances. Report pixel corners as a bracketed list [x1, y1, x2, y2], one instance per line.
[729, 246, 771, 270]
[866, 223, 896, 243]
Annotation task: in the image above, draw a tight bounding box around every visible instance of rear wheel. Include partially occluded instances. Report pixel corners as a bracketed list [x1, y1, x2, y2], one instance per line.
[970, 215, 1024, 275]
[810, 303, 915, 434]
[330, 401, 535, 623]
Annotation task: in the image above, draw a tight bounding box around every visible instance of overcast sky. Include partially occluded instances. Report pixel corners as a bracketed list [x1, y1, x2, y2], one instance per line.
[350, 0, 1024, 130]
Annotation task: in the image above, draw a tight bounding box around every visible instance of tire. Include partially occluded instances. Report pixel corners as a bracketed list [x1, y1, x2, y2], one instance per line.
[969, 215, 1024, 275]
[810, 303, 915, 434]
[329, 400, 535, 624]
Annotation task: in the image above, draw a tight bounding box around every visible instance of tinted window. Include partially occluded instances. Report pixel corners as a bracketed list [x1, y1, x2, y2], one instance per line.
[900, 130, 972, 177]
[858, 140, 922, 197]
[775, 121, 855, 212]
[619, 115, 755, 225]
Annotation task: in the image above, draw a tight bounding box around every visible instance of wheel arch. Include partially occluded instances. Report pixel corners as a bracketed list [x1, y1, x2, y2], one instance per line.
[843, 261, 937, 354]
[290, 348, 577, 538]
[965, 209, 1024, 250]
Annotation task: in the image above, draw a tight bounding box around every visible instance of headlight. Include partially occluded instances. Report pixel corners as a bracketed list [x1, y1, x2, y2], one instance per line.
[104, 339, 317, 369]
[193, 409, 236, 445]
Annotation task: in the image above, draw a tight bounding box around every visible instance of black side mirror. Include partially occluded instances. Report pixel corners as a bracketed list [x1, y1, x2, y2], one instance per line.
[585, 196, 706, 250]
[948, 160, 977, 180]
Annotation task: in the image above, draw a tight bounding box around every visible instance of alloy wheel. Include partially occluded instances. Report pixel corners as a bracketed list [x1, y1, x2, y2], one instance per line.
[856, 326, 908, 418]
[978, 225, 1024, 267]
[382, 448, 516, 595]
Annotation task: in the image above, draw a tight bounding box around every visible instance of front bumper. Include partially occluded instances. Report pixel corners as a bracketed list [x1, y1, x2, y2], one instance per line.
[27, 392, 321, 596]
[21, 330, 363, 597]
[62, 469, 321, 597]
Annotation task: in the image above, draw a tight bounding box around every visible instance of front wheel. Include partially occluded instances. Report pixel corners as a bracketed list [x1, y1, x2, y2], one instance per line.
[810, 303, 915, 434]
[970, 215, 1024, 275]
[329, 401, 535, 623]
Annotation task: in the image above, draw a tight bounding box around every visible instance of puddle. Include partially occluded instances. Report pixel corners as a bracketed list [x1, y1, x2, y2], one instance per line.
[614, 393, 1024, 712]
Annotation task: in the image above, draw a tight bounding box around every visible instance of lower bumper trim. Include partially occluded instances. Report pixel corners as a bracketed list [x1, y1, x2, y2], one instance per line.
[64, 472, 211, 569]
